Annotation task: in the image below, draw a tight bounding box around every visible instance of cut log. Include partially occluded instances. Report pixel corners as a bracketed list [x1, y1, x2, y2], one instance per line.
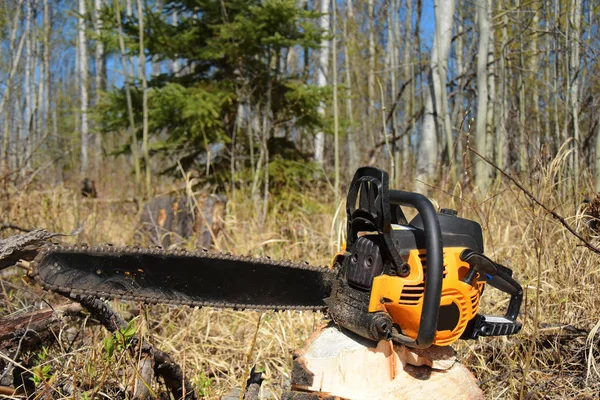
[284, 325, 483, 400]
[0, 303, 84, 351]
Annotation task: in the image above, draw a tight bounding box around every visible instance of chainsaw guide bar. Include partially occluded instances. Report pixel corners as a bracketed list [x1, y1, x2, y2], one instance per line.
[31, 244, 338, 312]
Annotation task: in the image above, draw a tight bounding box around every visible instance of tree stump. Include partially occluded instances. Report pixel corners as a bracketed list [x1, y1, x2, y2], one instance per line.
[136, 192, 227, 249]
[284, 325, 483, 400]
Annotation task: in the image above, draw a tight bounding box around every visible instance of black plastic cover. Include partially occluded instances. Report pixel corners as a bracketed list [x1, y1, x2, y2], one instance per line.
[409, 212, 484, 253]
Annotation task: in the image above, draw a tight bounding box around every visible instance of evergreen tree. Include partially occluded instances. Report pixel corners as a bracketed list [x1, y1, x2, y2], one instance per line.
[98, 0, 329, 180]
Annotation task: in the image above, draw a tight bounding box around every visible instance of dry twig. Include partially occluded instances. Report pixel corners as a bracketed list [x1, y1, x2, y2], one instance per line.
[468, 146, 600, 255]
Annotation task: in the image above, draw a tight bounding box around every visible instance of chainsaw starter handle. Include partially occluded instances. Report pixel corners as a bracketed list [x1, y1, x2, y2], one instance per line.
[388, 190, 444, 348]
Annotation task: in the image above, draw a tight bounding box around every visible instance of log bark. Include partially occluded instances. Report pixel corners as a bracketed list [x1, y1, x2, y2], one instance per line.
[0, 303, 84, 351]
[284, 325, 483, 400]
[0, 228, 62, 270]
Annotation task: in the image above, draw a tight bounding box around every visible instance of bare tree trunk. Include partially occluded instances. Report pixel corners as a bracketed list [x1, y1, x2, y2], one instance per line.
[344, 2, 358, 175]
[43, 0, 50, 139]
[23, 0, 33, 173]
[386, 0, 397, 185]
[332, 0, 339, 203]
[402, 0, 414, 172]
[474, 0, 490, 189]
[1, 4, 25, 173]
[552, 0, 560, 151]
[126, 0, 133, 19]
[261, 79, 272, 225]
[78, 0, 89, 175]
[496, 7, 508, 172]
[450, 6, 464, 149]
[367, 0, 376, 146]
[137, 0, 151, 199]
[485, 0, 495, 182]
[416, 0, 455, 192]
[529, 6, 540, 144]
[570, 0, 581, 193]
[314, 0, 329, 167]
[171, 10, 179, 74]
[94, 0, 105, 97]
[433, 0, 454, 183]
[93, 0, 105, 172]
[152, 0, 163, 77]
[115, 0, 142, 195]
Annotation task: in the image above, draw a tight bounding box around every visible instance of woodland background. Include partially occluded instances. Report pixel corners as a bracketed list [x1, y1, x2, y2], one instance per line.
[1, 0, 598, 199]
[1, 0, 600, 399]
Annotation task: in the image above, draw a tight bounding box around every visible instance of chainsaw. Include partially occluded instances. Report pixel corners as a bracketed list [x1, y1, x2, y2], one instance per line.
[29, 167, 522, 348]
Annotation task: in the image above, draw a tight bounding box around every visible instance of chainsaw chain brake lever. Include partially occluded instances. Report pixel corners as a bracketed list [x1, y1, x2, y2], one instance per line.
[459, 249, 523, 339]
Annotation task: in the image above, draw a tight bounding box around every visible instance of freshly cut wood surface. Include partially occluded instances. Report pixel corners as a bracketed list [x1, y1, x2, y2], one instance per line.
[289, 325, 483, 400]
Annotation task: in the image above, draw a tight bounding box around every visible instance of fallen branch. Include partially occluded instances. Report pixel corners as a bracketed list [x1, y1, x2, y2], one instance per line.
[0, 303, 84, 346]
[0, 229, 64, 270]
[468, 146, 600, 255]
[78, 297, 197, 400]
[0, 303, 85, 395]
[0, 223, 32, 233]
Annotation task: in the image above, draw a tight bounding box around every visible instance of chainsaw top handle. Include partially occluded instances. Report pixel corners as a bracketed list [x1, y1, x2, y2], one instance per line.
[388, 190, 443, 348]
[346, 167, 443, 348]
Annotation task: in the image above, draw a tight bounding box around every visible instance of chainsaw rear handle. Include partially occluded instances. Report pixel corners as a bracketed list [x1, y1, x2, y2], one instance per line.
[388, 190, 444, 348]
[460, 249, 523, 321]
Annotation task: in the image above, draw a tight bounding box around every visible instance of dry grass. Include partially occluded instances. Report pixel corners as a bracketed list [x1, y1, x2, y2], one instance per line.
[1, 158, 600, 399]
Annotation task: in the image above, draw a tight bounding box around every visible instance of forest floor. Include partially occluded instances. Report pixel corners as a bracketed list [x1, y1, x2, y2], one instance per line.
[1, 164, 600, 399]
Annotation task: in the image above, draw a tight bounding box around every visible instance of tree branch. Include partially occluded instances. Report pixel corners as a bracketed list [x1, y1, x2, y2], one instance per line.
[468, 146, 600, 255]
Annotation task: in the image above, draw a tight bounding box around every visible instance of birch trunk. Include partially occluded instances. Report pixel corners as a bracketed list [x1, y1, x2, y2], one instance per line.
[474, 0, 490, 189]
[314, 0, 329, 166]
[23, 0, 33, 172]
[529, 7, 540, 143]
[450, 7, 463, 141]
[552, 0, 560, 149]
[171, 10, 180, 75]
[332, 0, 339, 203]
[94, 0, 105, 170]
[1, 4, 24, 172]
[78, 0, 89, 174]
[367, 0, 376, 146]
[433, 0, 454, 182]
[401, 0, 413, 171]
[115, 0, 142, 195]
[137, 0, 151, 199]
[23, 1, 35, 173]
[496, 8, 508, 171]
[152, 0, 163, 77]
[570, 0, 581, 192]
[485, 0, 495, 182]
[43, 0, 50, 138]
[94, 0, 105, 97]
[344, 2, 359, 175]
[386, 0, 397, 185]
[416, 0, 455, 192]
